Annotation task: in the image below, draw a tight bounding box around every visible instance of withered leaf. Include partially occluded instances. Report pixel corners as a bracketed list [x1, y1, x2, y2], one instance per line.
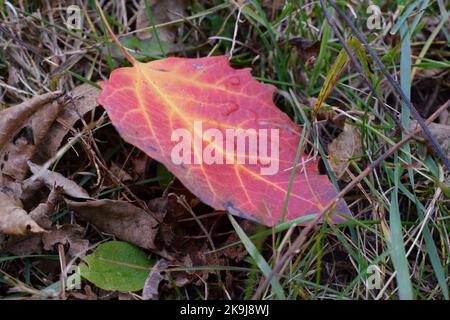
[3, 234, 43, 256]
[142, 259, 169, 300]
[32, 84, 100, 164]
[0, 190, 45, 235]
[66, 199, 159, 250]
[42, 225, 89, 258]
[27, 161, 91, 199]
[222, 220, 255, 262]
[289, 37, 321, 62]
[28, 186, 62, 229]
[136, 0, 185, 43]
[410, 121, 450, 158]
[328, 124, 362, 181]
[3, 187, 62, 253]
[0, 91, 65, 183]
[29, 203, 53, 230]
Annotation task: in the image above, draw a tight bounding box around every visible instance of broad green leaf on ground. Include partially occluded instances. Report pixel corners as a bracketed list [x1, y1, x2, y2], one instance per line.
[97, 55, 350, 226]
[79, 241, 152, 292]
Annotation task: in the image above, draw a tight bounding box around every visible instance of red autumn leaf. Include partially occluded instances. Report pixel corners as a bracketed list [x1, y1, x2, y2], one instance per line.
[97, 56, 350, 226]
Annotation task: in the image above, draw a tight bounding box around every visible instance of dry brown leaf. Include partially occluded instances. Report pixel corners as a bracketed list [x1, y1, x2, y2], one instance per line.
[26, 161, 91, 199]
[0, 89, 95, 240]
[109, 162, 133, 182]
[28, 203, 53, 230]
[142, 259, 169, 300]
[28, 187, 63, 229]
[410, 120, 450, 158]
[136, 0, 186, 43]
[0, 91, 65, 184]
[2, 187, 62, 253]
[289, 37, 321, 63]
[328, 124, 363, 181]
[66, 199, 159, 250]
[32, 84, 100, 164]
[42, 225, 89, 257]
[148, 194, 188, 248]
[177, 242, 226, 285]
[0, 190, 45, 235]
[3, 234, 43, 256]
[222, 220, 254, 262]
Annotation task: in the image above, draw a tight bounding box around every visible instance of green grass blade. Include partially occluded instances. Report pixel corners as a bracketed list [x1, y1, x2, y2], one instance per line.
[389, 161, 414, 300]
[228, 214, 286, 299]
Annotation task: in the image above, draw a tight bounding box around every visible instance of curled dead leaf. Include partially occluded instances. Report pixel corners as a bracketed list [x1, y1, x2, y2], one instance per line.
[29, 203, 53, 230]
[142, 259, 169, 300]
[0, 191, 45, 235]
[0, 91, 65, 184]
[2, 187, 62, 254]
[32, 84, 100, 164]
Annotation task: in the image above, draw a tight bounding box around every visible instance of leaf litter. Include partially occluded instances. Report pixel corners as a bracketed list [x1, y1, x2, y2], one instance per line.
[0, 87, 234, 298]
[0, 83, 353, 299]
[1, 0, 448, 301]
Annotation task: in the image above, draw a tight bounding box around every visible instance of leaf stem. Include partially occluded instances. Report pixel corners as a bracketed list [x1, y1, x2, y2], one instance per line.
[94, 0, 136, 65]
